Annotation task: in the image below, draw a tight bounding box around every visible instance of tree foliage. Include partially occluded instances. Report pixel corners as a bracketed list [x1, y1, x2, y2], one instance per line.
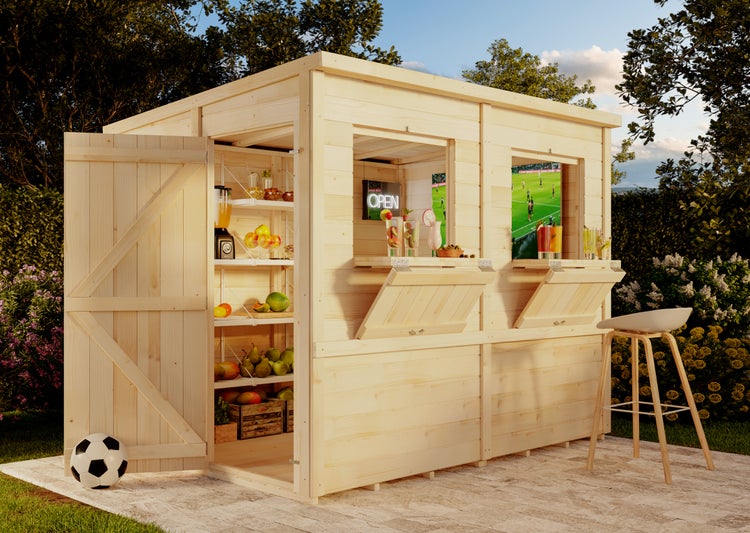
[619, 0, 750, 169]
[0, 0, 230, 189]
[462, 39, 596, 108]
[619, 0, 750, 258]
[215, 0, 400, 76]
[0, 0, 399, 190]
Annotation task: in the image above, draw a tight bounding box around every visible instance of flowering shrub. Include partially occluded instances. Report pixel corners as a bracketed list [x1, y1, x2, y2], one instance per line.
[615, 253, 750, 338]
[0, 266, 63, 412]
[610, 326, 750, 421]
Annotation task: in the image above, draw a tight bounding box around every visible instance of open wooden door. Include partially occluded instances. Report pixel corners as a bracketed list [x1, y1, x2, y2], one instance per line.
[64, 133, 212, 472]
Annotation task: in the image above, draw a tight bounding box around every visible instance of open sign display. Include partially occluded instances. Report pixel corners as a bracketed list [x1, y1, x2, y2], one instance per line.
[362, 180, 401, 220]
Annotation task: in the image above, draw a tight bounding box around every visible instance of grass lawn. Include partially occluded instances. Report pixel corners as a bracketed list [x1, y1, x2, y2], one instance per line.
[0, 410, 165, 533]
[610, 413, 750, 455]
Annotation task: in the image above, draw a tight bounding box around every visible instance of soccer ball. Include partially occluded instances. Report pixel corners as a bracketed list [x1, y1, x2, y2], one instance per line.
[70, 433, 128, 489]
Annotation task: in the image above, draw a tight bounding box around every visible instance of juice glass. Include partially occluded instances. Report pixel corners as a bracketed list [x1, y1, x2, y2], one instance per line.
[404, 218, 420, 257]
[385, 216, 403, 256]
[536, 225, 551, 258]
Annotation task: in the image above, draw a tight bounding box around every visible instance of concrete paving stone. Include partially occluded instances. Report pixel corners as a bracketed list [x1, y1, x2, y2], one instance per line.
[2, 437, 750, 532]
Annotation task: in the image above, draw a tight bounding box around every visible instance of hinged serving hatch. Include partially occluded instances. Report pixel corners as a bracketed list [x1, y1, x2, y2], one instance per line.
[513, 261, 625, 328]
[355, 266, 495, 339]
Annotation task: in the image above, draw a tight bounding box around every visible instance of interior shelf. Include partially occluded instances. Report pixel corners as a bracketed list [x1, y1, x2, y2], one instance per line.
[214, 374, 293, 389]
[215, 314, 294, 327]
[216, 258, 293, 267]
[232, 198, 294, 210]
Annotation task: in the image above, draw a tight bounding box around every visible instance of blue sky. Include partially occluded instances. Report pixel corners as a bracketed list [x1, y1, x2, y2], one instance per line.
[372, 0, 704, 187]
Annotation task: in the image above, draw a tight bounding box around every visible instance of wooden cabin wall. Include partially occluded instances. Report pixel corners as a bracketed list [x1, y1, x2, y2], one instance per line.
[316, 74, 480, 342]
[313, 344, 481, 495]
[483, 107, 609, 330]
[488, 335, 604, 457]
[308, 73, 486, 495]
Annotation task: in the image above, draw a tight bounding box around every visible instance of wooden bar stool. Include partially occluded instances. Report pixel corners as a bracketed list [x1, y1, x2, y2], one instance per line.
[587, 308, 714, 483]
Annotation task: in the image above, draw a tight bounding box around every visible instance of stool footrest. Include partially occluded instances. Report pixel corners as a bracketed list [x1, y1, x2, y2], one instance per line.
[606, 401, 691, 417]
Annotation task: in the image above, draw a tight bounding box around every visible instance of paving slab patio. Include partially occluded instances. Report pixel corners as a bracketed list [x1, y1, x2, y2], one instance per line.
[2, 437, 749, 532]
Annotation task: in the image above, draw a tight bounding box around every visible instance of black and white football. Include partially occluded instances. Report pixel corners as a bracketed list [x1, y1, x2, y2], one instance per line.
[70, 433, 128, 489]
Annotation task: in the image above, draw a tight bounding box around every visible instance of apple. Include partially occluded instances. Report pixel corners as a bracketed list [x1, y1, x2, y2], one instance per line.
[235, 391, 262, 405]
[218, 302, 232, 316]
[213, 305, 228, 318]
[257, 233, 271, 249]
[218, 389, 240, 403]
[244, 231, 258, 248]
[269, 234, 282, 248]
[217, 360, 240, 380]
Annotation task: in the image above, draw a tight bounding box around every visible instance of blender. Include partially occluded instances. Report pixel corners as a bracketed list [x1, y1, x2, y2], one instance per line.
[214, 185, 235, 259]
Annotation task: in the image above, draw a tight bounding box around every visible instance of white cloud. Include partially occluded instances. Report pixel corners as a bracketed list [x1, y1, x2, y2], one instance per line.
[634, 137, 694, 161]
[541, 46, 624, 98]
[398, 60, 431, 74]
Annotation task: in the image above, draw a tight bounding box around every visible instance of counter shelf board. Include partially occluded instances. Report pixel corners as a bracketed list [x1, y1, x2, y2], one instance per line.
[231, 198, 294, 211]
[512, 259, 621, 270]
[214, 374, 293, 389]
[355, 265, 495, 339]
[214, 312, 294, 327]
[513, 260, 626, 329]
[215, 258, 293, 267]
[354, 256, 492, 269]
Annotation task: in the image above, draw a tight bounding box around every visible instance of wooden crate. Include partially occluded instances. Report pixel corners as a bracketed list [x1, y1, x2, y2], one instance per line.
[229, 402, 283, 439]
[214, 422, 238, 444]
[269, 399, 294, 432]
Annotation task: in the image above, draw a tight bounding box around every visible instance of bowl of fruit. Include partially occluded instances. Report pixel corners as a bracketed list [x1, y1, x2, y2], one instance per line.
[436, 244, 463, 258]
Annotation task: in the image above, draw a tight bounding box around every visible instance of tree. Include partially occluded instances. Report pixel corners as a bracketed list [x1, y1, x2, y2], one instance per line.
[0, 0, 400, 190]
[619, 0, 750, 257]
[463, 38, 635, 183]
[217, 0, 400, 76]
[618, 0, 750, 169]
[611, 138, 635, 185]
[0, 0, 227, 190]
[462, 39, 596, 109]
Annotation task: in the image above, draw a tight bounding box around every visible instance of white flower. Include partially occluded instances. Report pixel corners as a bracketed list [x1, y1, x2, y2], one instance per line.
[680, 281, 695, 297]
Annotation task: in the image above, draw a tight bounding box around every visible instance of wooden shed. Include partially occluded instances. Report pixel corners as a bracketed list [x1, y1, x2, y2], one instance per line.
[64, 51, 623, 502]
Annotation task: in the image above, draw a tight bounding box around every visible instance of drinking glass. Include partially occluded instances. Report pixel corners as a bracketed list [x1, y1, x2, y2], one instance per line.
[404, 218, 420, 257]
[385, 216, 403, 256]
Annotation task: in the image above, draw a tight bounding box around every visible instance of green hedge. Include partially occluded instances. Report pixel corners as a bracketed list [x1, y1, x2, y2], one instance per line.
[0, 185, 63, 275]
[611, 188, 687, 285]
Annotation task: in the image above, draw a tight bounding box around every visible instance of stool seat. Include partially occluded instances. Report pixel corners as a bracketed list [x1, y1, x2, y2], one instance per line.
[597, 307, 692, 333]
[587, 307, 714, 483]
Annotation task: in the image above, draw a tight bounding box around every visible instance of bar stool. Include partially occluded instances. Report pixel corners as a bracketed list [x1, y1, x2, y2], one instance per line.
[587, 308, 714, 483]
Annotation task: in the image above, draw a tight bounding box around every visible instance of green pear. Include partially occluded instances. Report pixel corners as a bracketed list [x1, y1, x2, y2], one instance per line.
[266, 347, 281, 362]
[239, 355, 254, 378]
[271, 360, 289, 376]
[277, 387, 294, 400]
[280, 348, 294, 371]
[253, 357, 272, 378]
[244, 344, 261, 365]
